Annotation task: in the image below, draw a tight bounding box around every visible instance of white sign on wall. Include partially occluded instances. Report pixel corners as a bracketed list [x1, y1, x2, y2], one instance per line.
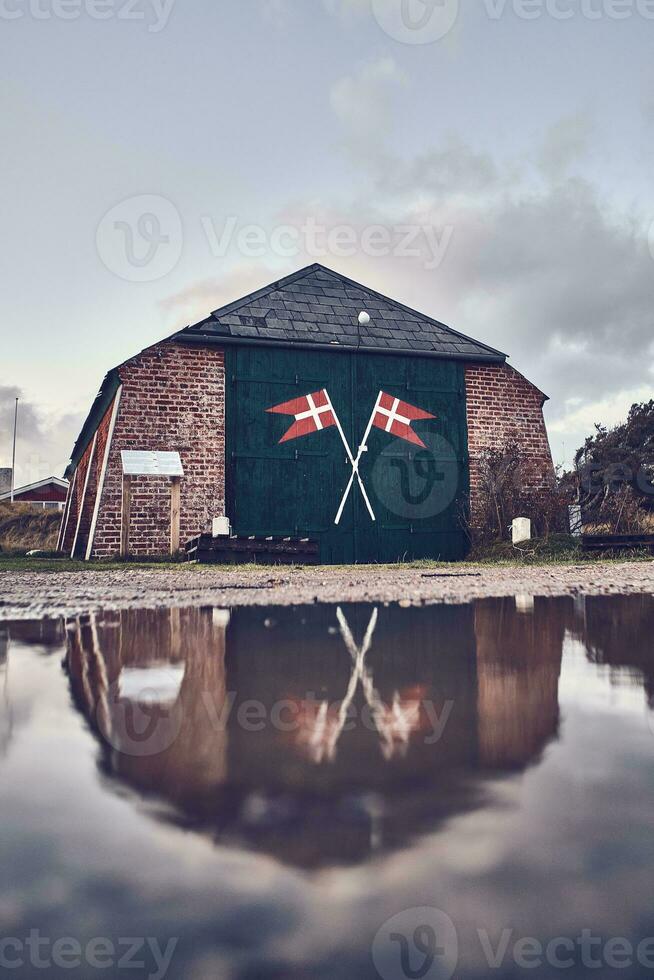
[121, 451, 184, 477]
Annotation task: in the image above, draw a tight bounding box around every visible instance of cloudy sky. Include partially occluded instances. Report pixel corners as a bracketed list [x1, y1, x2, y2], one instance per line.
[2, 0, 653, 483]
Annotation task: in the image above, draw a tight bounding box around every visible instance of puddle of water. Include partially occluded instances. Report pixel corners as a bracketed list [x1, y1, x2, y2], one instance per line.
[2, 596, 654, 978]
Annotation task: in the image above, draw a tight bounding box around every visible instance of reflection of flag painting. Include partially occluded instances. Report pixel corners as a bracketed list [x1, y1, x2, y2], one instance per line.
[267, 389, 336, 444]
[371, 392, 436, 449]
[288, 607, 428, 763]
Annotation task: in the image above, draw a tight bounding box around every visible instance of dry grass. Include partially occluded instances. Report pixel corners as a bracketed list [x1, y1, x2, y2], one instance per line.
[584, 512, 654, 535]
[0, 502, 61, 554]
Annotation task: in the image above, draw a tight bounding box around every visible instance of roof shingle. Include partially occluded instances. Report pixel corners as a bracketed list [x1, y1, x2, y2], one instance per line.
[176, 264, 506, 362]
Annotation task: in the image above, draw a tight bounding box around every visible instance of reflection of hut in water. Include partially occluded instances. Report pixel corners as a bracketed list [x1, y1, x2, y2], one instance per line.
[474, 596, 569, 770]
[65, 599, 572, 868]
[6, 620, 66, 649]
[573, 594, 654, 707]
[65, 603, 485, 865]
[0, 626, 11, 757]
[65, 607, 228, 809]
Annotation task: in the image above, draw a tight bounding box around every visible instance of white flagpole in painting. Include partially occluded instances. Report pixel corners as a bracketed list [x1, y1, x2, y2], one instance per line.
[326, 606, 379, 760]
[334, 390, 383, 526]
[323, 391, 376, 524]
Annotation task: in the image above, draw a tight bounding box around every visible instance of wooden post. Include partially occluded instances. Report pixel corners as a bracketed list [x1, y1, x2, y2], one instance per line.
[120, 474, 132, 558]
[70, 431, 97, 559]
[170, 476, 181, 555]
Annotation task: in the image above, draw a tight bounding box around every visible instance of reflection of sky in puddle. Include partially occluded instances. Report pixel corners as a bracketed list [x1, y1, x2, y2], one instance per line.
[1, 597, 654, 979]
[118, 665, 186, 704]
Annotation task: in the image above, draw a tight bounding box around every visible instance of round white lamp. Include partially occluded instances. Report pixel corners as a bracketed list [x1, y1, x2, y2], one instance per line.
[358, 311, 371, 327]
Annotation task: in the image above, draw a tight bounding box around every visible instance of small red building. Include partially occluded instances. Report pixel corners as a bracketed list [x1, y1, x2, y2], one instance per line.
[0, 477, 69, 511]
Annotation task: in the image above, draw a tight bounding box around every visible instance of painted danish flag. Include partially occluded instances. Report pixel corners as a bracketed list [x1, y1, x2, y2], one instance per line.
[267, 389, 336, 444]
[371, 392, 436, 448]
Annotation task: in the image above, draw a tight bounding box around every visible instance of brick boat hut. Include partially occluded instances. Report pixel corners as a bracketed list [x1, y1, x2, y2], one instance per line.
[59, 264, 554, 562]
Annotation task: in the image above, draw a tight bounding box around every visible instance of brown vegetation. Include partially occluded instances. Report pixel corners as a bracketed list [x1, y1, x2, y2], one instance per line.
[467, 445, 570, 548]
[0, 502, 61, 554]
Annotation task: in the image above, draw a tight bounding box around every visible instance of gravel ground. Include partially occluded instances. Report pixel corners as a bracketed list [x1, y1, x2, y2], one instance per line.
[1, 561, 653, 620]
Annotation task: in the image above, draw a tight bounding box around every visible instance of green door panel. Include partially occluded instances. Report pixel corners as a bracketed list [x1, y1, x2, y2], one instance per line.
[225, 346, 469, 563]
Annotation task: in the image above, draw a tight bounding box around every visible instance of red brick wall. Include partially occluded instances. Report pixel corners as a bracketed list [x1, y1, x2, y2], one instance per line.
[465, 363, 555, 523]
[91, 342, 225, 558]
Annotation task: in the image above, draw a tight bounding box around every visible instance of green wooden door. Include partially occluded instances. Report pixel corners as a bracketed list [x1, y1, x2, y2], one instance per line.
[225, 346, 469, 563]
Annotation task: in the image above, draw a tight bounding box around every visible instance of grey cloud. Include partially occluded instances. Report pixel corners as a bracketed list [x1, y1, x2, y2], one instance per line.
[377, 139, 500, 198]
[322, 0, 371, 18]
[330, 57, 407, 159]
[0, 386, 42, 447]
[0, 385, 82, 484]
[158, 108, 653, 468]
[317, 112, 654, 428]
[537, 112, 595, 181]
[464, 179, 653, 392]
[158, 264, 283, 331]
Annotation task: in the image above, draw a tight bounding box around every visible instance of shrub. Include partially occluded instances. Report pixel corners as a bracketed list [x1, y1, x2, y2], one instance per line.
[566, 400, 654, 534]
[469, 445, 570, 547]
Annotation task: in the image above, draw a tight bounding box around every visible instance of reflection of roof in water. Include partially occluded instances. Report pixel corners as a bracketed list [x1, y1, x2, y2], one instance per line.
[64, 599, 572, 869]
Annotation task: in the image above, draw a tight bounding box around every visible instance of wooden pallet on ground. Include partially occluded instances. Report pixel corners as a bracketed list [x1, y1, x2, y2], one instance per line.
[581, 533, 654, 555]
[186, 533, 320, 565]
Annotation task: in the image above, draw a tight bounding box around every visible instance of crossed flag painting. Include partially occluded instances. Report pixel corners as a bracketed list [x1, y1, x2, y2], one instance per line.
[267, 388, 436, 525]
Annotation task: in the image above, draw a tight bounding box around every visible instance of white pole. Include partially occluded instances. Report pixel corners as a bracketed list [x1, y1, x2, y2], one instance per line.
[334, 390, 383, 526]
[10, 398, 18, 503]
[323, 390, 376, 523]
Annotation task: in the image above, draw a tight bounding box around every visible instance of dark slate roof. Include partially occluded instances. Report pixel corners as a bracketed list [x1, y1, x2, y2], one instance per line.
[175, 264, 506, 362]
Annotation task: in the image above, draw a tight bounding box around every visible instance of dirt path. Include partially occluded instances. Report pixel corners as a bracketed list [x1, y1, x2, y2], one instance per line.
[1, 561, 653, 620]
